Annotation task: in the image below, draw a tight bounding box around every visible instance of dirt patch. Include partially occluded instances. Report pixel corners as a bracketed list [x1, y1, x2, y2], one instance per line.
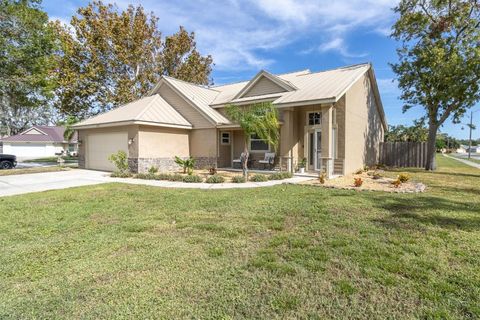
[301, 171, 426, 193]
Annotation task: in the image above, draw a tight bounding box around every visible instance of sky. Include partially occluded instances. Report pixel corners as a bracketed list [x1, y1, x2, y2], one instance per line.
[43, 0, 479, 140]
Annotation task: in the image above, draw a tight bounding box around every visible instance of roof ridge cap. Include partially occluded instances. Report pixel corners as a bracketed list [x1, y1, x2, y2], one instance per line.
[296, 63, 371, 77]
[163, 75, 219, 92]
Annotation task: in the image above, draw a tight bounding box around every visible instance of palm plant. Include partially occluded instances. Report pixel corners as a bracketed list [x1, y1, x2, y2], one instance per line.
[62, 116, 78, 141]
[226, 102, 280, 178]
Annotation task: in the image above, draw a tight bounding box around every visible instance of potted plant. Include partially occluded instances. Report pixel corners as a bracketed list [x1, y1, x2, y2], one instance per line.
[298, 158, 307, 174]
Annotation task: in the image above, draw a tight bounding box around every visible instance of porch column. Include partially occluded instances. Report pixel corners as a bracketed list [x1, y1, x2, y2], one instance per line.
[321, 105, 333, 177]
[279, 109, 296, 172]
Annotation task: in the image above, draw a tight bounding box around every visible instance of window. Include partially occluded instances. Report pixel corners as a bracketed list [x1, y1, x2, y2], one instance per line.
[220, 132, 230, 145]
[250, 134, 269, 151]
[68, 144, 75, 152]
[308, 112, 321, 125]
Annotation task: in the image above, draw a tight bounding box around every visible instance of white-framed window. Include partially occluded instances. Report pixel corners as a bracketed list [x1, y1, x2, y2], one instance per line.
[307, 112, 321, 126]
[250, 134, 270, 152]
[220, 132, 230, 145]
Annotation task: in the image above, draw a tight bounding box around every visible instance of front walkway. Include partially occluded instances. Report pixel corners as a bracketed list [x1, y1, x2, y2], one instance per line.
[443, 154, 480, 169]
[0, 169, 314, 197]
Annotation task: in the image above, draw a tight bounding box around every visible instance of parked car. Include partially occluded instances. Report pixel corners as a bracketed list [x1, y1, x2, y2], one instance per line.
[0, 154, 17, 169]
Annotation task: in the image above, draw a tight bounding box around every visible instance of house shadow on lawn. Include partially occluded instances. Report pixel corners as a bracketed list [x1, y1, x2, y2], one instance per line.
[369, 195, 480, 232]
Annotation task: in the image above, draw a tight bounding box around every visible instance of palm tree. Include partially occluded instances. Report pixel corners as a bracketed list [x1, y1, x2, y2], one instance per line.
[62, 116, 78, 141]
[226, 102, 280, 178]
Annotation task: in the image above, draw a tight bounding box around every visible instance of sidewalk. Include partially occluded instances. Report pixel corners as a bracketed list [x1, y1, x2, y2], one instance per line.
[109, 175, 314, 189]
[443, 154, 480, 169]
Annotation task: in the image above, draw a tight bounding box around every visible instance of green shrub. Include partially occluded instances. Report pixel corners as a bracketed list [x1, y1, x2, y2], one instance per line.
[319, 170, 327, 184]
[136, 173, 156, 180]
[153, 173, 184, 181]
[111, 171, 132, 178]
[108, 150, 129, 173]
[206, 174, 225, 183]
[148, 166, 159, 174]
[355, 168, 364, 175]
[398, 173, 410, 183]
[174, 156, 196, 175]
[250, 174, 268, 182]
[268, 171, 293, 180]
[183, 174, 202, 183]
[231, 175, 246, 183]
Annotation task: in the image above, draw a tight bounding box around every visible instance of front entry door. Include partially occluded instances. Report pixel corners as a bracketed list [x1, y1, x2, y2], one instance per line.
[309, 129, 322, 171]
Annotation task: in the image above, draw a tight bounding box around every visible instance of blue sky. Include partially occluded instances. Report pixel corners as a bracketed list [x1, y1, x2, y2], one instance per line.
[43, 0, 479, 140]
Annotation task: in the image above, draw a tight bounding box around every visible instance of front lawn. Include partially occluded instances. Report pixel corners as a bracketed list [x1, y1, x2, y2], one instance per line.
[23, 156, 78, 163]
[0, 156, 479, 319]
[0, 166, 70, 176]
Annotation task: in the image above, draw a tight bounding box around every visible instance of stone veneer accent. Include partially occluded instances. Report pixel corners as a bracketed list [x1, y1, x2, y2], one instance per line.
[129, 157, 218, 173]
[78, 155, 85, 168]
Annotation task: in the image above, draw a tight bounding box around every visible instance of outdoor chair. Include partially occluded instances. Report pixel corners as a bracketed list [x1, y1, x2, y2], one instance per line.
[259, 152, 275, 170]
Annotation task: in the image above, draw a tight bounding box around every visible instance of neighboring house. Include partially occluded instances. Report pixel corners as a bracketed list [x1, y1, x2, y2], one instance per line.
[456, 145, 479, 153]
[73, 63, 387, 176]
[0, 126, 78, 160]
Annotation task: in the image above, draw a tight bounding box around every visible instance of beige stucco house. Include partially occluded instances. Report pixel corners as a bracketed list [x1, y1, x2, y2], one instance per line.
[73, 63, 387, 177]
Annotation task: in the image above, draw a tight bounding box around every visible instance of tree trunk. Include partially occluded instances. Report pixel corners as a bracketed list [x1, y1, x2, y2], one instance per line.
[425, 123, 438, 171]
[242, 140, 249, 179]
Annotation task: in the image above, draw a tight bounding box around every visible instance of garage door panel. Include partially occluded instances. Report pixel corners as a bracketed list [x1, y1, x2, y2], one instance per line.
[87, 133, 128, 171]
[11, 143, 48, 158]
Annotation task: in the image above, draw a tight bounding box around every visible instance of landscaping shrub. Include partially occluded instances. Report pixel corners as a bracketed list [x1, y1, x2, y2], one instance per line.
[391, 179, 402, 188]
[208, 167, 217, 175]
[372, 171, 383, 180]
[250, 174, 268, 182]
[111, 171, 132, 178]
[355, 168, 364, 174]
[319, 171, 327, 184]
[148, 166, 159, 174]
[353, 177, 363, 187]
[183, 174, 202, 183]
[206, 174, 225, 183]
[268, 171, 293, 180]
[135, 173, 156, 180]
[231, 175, 246, 183]
[153, 173, 184, 181]
[174, 156, 196, 175]
[108, 150, 129, 173]
[398, 173, 410, 183]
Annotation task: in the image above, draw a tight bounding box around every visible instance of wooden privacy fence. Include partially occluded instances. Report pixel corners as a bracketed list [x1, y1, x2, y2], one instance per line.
[379, 142, 427, 168]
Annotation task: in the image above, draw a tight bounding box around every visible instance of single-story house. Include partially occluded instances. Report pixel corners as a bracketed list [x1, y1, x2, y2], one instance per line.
[0, 126, 78, 160]
[73, 63, 387, 177]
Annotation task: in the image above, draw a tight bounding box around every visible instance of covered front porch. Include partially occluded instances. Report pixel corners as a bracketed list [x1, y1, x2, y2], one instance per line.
[216, 103, 346, 177]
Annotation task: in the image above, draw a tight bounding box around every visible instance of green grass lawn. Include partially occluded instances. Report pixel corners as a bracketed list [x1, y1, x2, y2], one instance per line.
[23, 156, 78, 163]
[0, 166, 70, 176]
[0, 156, 479, 319]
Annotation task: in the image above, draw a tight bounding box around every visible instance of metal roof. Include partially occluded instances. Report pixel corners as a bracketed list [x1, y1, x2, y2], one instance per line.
[73, 94, 192, 129]
[161, 76, 230, 124]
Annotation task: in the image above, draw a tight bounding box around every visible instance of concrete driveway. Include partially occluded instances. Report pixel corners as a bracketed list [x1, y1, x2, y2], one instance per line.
[0, 169, 110, 197]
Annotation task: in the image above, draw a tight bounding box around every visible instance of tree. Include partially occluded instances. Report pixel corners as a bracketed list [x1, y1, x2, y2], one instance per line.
[58, 116, 78, 141]
[385, 120, 429, 142]
[392, 0, 480, 170]
[54, 1, 213, 119]
[226, 102, 280, 178]
[0, 0, 58, 136]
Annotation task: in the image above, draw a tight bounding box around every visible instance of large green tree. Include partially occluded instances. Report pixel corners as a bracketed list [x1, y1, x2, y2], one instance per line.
[385, 120, 429, 142]
[0, 0, 57, 136]
[392, 0, 480, 170]
[54, 1, 213, 118]
[226, 102, 280, 178]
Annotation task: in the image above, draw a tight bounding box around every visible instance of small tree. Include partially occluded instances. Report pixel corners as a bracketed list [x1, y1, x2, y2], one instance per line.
[226, 102, 280, 178]
[108, 150, 129, 173]
[61, 116, 78, 142]
[391, 0, 480, 170]
[174, 156, 195, 175]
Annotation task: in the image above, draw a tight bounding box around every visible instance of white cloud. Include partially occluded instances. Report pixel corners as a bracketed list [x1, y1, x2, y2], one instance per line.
[52, 0, 399, 70]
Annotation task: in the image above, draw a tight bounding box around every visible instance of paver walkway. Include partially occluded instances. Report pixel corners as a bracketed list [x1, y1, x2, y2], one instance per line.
[443, 154, 480, 169]
[0, 169, 314, 197]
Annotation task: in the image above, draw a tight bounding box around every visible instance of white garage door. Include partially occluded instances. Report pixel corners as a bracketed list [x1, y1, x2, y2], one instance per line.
[10, 143, 49, 158]
[87, 133, 128, 171]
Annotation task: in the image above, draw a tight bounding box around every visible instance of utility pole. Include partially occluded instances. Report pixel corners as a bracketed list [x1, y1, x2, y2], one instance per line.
[468, 111, 473, 159]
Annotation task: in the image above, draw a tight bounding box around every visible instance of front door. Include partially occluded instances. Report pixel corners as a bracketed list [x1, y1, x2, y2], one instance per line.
[309, 129, 322, 171]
